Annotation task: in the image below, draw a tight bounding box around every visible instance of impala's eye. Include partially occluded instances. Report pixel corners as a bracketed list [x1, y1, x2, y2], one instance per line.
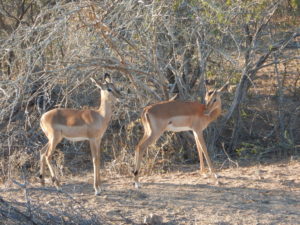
[213, 99, 217, 103]
[107, 88, 112, 92]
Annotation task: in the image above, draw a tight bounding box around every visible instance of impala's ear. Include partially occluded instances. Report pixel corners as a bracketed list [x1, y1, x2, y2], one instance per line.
[205, 79, 216, 86]
[104, 73, 111, 83]
[218, 81, 229, 93]
[205, 79, 209, 86]
[205, 79, 215, 94]
[90, 77, 105, 90]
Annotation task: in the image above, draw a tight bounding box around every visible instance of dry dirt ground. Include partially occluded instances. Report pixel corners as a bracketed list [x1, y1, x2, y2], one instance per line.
[1, 158, 300, 225]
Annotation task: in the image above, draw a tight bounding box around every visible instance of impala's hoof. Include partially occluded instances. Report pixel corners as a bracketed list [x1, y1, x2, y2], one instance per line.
[134, 182, 141, 189]
[95, 187, 102, 196]
[95, 191, 102, 196]
[56, 186, 62, 191]
[213, 173, 218, 179]
[212, 173, 219, 185]
[38, 174, 45, 186]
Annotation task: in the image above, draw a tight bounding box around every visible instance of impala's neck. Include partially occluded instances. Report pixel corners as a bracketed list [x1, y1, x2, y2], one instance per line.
[207, 106, 222, 123]
[98, 93, 113, 120]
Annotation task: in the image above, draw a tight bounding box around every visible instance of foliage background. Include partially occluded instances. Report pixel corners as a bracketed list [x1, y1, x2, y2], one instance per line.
[0, 0, 299, 181]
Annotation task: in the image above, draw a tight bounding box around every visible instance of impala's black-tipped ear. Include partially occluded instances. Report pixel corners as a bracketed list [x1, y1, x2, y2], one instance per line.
[104, 73, 111, 83]
[90, 77, 104, 90]
[208, 90, 215, 96]
[205, 79, 215, 86]
[205, 79, 215, 95]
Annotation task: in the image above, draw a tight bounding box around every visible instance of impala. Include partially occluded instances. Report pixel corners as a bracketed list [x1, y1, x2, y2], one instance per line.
[39, 73, 122, 195]
[133, 81, 229, 188]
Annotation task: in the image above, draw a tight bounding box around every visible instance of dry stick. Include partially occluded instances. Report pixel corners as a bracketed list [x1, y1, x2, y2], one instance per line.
[219, 31, 300, 150]
[0, 87, 9, 97]
[12, 180, 105, 225]
[54, 191, 101, 225]
[80, 7, 164, 101]
[289, 106, 300, 150]
[22, 169, 33, 221]
[77, 18, 158, 99]
[0, 196, 39, 225]
[59, 71, 95, 107]
[8, 175, 40, 225]
[88, 4, 150, 64]
[274, 53, 286, 149]
[219, 142, 239, 170]
[147, 132, 174, 175]
[147, 147, 162, 176]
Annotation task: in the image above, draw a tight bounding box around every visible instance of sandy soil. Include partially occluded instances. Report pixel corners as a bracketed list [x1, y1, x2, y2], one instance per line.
[1, 159, 300, 225]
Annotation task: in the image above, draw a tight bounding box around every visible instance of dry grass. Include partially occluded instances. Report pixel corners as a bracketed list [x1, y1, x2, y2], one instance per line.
[1, 157, 299, 224]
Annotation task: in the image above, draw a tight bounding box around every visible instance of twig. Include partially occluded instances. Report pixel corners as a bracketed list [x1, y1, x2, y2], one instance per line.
[219, 142, 239, 170]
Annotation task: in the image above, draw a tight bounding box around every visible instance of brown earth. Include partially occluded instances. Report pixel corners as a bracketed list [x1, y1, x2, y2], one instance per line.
[1, 157, 300, 225]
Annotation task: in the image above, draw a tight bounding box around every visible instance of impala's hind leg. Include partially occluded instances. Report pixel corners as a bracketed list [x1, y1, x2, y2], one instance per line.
[39, 143, 49, 186]
[43, 133, 62, 189]
[133, 130, 162, 189]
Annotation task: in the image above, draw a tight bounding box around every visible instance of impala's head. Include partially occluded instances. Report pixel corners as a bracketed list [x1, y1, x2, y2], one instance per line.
[91, 73, 122, 100]
[205, 80, 229, 113]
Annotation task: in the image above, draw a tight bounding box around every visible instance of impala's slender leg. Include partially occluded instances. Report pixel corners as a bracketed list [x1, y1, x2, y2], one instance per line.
[194, 131, 218, 183]
[194, 132, 208, 173]
[193, 132, 205, 174]
[39, 143, 49, 186]
[133, 129, 162, 189]
[44, 133, 62, 189]
[133, 133, 149, 178]
[90, 138, 102, 195]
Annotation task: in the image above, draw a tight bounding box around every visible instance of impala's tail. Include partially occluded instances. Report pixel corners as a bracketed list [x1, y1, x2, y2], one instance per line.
[141, 109, 152, 135]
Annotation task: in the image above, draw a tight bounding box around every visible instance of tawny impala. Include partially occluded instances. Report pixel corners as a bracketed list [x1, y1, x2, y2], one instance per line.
[133, 81, 229, 188]
[39, 73, 122, 195]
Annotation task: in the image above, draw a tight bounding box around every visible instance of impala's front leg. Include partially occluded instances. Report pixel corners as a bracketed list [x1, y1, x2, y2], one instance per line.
[90, 139, 102, 195]
[194, 131, 218, 184]
[193, 131, 206, 175]
[198, 143, 205, 174]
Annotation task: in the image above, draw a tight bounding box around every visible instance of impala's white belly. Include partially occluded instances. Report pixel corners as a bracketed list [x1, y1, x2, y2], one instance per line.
[56, 124, 91, 142]
[165, 116, 192, 132]
[166, 125, 191, 132]
[65, 137, 90, 142]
